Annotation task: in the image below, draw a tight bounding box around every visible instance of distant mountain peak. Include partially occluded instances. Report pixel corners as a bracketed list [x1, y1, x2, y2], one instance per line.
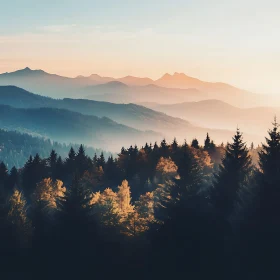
[161, 73, 172, 79]
[89, 74, 102, 79]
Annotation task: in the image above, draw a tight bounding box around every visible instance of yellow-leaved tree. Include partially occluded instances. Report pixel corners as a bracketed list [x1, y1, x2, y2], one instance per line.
[91, 187, 120, 228]
[117, 180, 134, 220]
[8, 188, 32, 247]
[33, 178, 66, 209]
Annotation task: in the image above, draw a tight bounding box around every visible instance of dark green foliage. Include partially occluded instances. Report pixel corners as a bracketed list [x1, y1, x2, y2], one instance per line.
[160, 138, 169, 157]
[0, 129, 109, 169]
[97, 152, 106, 170]
[0, 131, 277, 278]
[212, 129, 252, 218]
[191, 138, 199, 149]
[204, 133, 211, 150]
[75, 144, 91, 178]
[7, 166, 19, 191]
[171, 137, 178, 152]
[22, 154, 48, 196]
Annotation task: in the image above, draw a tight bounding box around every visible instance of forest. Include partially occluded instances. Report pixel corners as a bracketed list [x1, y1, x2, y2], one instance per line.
[0, 129, 111, 169]
[0, 122, 278, 279]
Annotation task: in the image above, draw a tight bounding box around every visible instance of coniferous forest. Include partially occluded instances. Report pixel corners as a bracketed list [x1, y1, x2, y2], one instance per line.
[0, 121, 279, 279]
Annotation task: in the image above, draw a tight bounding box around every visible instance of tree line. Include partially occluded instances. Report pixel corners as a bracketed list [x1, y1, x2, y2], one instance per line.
[0, 122, 278, 279]
[0, 129, 111, 169]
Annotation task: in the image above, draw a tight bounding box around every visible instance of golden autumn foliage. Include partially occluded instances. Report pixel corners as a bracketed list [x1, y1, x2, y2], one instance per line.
[156, 157, 178, 176]
[117, 180, 134, 219]
[90, 187, 120, 227]
[8, 188, 32, 246]
[89, 179, 155, 236]
[79, 166, 104, 191]
[33, 178, 66, 208]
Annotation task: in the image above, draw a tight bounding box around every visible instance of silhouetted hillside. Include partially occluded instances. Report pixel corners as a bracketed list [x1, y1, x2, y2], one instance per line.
[0, 68, 272, 107]
[0, 105, 160, 151]
[0, 129, 111, 169]
[0, 86, 243, 144]
[143, 99, 280, 138]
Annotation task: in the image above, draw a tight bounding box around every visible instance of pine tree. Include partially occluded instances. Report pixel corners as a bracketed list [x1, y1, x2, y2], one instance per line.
[47, 149, 58, 179]
[8, 188, 32, 248]
[237, 120, 280, 277]
[76, 144, 90, 177]
[7, 166, 19, 191]
[204, 133, 211, 150]
[54, 176, 101, 273]
[160, 138, 169, 157]
[144, 142, 151, 153]
[55, 177, 95, 255]
[191, 138, 199, 149]
[0, 162, 8, 196]
[171, 138, 178, 152]
[97, 152, 106, 170]
[150, 142, 220, 279]
[22, 154, 47, 196]
[55, 156, 64, 180]
[257, 118, 280, 233]
[211, 129, 252, 218]
[93, 153, 98, 167]
[105, 156, 118, 184]
[153, 142, 159, 151]
[250, 142, 254, 150]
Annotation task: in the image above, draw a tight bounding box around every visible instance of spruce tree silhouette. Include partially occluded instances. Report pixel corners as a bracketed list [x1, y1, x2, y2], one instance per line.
[54, 174, 101, 275]
[0, 162, 8, 196]
[97, 152, 106, 170]
[47, 149, 57, 179]
[8, 166, 19, 191]
[22, 154, 47, 197]
[242, 118, 280, 277]
[160, 138, 169, 157]
[212, 129, 252, 219]
[204, 133, 211, 150]
[191, 138, 200, 149]
[55, 156, 64, 180]
[171, 137, 178, 152]
[76, 144, 91, 178]
[150, 142, 222, 279]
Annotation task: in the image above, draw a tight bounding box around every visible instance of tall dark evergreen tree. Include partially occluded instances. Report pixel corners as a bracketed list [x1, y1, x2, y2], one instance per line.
[7, 166, 19, 191]
[204, 133, 211, 150]
[55, 177, 100, 274]
[150, 139, 222, 279]
[211, 129, 252, 218]
[171, 137, 178, 152]
[22, 154, 47, 197]
[191, 138, 200, 149]
[0, 162, 8, 196]
[76, 144, 90, 177]
[47, 149, 58, 179]
[237, 120, 280, 278]
[93, 153, 98, 167]
[160, 138, 169, 157]
[55, 156, 64, 180]
[256, 119, 280, 266]
[97, 152, 106, 170]
[65, 147, 76, 180]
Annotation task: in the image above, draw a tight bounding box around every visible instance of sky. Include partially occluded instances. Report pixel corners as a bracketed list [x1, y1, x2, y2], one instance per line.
[0, 0, 280, 94]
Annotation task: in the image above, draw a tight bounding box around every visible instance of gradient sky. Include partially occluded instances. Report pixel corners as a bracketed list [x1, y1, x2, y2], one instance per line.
[0, 0, 279, 94]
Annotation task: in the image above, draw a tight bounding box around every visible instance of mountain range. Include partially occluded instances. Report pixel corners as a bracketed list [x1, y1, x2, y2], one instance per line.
[141, 99, 280, 138]
[0, 67, 273, 108]
[0, 104, 161, 151]
[0, 86, 251, 148]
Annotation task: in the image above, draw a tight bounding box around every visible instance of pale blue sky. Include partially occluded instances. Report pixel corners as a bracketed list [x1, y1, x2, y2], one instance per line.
[1, 0, 280, 94]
